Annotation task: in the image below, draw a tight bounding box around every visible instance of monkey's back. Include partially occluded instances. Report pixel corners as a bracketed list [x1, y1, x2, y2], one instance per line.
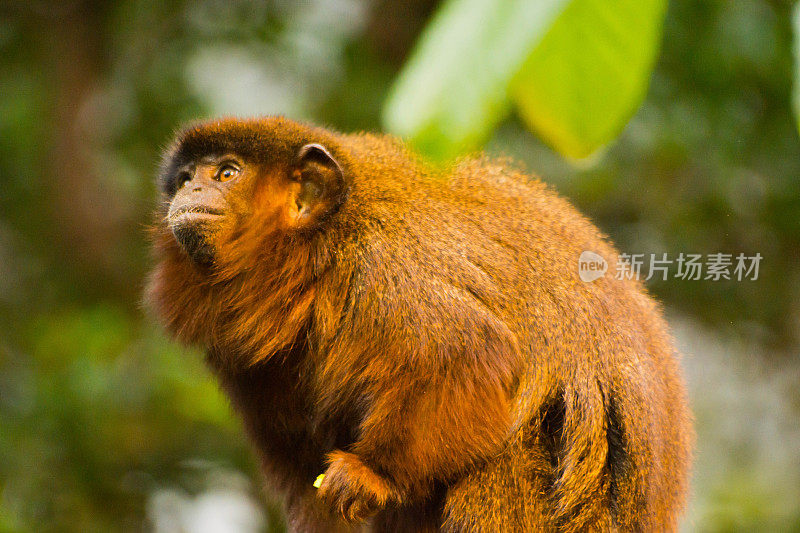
[334, 133, 692, 530]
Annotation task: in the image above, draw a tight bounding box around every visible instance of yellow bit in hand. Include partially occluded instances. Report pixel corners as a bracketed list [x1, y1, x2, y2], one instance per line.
[313, 474, 325, 488]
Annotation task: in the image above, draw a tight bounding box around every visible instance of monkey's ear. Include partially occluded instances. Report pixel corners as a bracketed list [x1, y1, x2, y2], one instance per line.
[289, 143, 347, 225]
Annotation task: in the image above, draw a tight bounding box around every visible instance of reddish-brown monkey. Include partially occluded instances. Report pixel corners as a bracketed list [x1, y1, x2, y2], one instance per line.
[146, 117, 692, 532]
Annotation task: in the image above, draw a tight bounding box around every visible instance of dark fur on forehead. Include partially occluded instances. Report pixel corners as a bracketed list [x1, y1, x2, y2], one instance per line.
[158, 116, 344, 195]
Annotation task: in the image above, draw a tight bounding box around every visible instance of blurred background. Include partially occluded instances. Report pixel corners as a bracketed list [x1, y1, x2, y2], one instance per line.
[1, 0, 799, 531]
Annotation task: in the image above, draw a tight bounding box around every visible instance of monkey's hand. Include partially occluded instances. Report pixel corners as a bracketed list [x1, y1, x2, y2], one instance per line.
[316, 450, 396, 522]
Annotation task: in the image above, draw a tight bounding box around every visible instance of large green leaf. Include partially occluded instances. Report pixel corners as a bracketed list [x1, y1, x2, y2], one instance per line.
[383, 0, 667, 161]
[793, 1, 800, 135]
[383, 0, 570, 160]
[512, 0, 667, 158]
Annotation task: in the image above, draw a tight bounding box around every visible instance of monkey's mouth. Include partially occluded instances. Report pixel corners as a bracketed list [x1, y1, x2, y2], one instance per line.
[168, 205, 224, 266]
[168, 205, 224, 223]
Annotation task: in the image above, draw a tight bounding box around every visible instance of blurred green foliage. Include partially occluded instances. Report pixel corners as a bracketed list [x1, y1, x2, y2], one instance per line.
[511, 0, 667, 158]
[384, 0, 668, 159]
[0, 0, 799, 531]
[793, 1, 800, 132]
[383, 0, 570, 159]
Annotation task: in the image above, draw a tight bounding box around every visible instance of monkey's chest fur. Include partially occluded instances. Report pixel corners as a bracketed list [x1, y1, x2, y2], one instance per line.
[209, 346, 357, 486]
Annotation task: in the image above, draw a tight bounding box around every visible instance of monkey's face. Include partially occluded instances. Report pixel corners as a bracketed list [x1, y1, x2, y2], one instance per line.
[165, 155, 248, 265]
[157, 119, 348, 269]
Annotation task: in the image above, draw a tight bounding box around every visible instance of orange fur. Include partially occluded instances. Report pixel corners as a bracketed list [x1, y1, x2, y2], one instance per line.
[146, 117, 692, 531]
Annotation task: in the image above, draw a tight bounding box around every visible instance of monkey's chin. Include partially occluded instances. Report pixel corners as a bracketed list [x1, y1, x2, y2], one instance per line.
[170, 219, 218, 267]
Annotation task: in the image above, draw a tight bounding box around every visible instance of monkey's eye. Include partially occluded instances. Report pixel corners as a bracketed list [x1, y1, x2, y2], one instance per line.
[175, 171, 192, 190]
[216, 163, 241, 182]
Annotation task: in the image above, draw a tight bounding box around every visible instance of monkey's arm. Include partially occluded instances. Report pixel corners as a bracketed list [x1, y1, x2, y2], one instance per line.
[315, 282, 523, 521]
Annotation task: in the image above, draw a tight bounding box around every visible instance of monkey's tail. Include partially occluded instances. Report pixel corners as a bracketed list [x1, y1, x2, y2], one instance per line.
[548, 379, 611, 529]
